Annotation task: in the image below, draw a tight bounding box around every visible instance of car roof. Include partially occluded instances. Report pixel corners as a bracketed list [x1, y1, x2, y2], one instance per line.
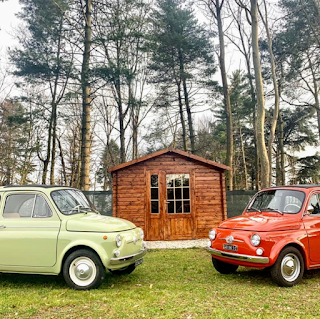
[0, 185, 78, 192]
[265, 185, 320, 190]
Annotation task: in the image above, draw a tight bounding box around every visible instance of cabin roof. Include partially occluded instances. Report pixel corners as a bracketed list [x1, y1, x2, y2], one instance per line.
[109, 148, 231, 172]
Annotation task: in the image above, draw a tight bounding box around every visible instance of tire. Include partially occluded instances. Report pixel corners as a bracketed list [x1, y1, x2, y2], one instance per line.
[63, 249, 105, 290]
[108, 264, 136, 275]
[270, 246, 304, 287]
[212, 257, 239, 274]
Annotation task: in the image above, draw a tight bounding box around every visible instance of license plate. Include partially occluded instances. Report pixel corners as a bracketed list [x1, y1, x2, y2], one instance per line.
[135, 259, 143, 267]
[223, 244, 238, 252]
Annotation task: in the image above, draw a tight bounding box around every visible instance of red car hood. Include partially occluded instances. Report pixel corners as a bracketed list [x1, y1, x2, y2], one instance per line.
[218, 213, 301, 232]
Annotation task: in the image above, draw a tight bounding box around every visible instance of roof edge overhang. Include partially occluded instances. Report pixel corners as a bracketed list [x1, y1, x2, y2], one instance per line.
[109, 148, 231, 173]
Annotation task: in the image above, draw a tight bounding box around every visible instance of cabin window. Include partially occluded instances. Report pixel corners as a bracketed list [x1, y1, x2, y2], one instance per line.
[166, 174, 190, 214]
[150, 175, 159, 214]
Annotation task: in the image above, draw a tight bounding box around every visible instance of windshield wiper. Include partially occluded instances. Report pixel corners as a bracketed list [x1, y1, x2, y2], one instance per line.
[247, 207, 261, 212]
[265, 207, 283, 215]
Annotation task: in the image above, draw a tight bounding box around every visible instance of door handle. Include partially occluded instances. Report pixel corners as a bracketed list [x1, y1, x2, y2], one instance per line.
[0, 225, 6, 229]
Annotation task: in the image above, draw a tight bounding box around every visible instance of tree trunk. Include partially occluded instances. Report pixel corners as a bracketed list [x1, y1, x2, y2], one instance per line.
[177, 82, 188, 152]
[239, 125, 248, 190]
[251, 0, 270, 189]
[80, 0, 92, 191]
[278, 114, 285, 185]
[260, 0, 280, 186]
[49, 18, 63, 185]
[57, 137, 67, 185]
[41, 109, 54, 184]
[216, 0, 234, 190]
[178, 49, 195, 154]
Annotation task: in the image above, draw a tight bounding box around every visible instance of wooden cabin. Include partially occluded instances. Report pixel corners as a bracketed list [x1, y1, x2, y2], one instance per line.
[109, 148, 230, 241]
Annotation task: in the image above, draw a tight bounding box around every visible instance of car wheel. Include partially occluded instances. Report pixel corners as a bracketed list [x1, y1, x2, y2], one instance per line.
[108, 264, 136, 275]
[63, 249, 105, 290]
[270, 246, 304, 287]
[212, 257, 239, 274]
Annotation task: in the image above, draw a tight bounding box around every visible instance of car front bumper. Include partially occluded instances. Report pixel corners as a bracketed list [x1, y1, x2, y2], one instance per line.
[109, 247, 147, 266]
[207, 247, 269, 264]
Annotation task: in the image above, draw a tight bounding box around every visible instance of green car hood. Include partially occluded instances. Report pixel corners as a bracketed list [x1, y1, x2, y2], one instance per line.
[66, 214, 136, 232]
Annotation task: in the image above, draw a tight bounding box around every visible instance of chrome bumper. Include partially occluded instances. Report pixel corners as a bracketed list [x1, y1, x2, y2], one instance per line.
[207, 247, 269, 264]
[109, 247, 147, 266]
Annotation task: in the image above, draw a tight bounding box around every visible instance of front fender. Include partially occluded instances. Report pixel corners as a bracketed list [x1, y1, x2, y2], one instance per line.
[268, 230, 308, 266]
[54, 238, 109, 274]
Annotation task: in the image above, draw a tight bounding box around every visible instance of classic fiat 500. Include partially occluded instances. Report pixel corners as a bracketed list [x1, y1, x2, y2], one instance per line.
[207, 185, 320, 287]
[0, 185, 146, 290]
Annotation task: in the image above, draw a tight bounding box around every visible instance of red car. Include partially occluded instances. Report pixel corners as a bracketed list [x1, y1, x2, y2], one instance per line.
[207, 185, 320, 286]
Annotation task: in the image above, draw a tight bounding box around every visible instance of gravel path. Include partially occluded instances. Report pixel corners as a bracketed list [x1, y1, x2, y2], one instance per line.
[146, 239, 208, 249]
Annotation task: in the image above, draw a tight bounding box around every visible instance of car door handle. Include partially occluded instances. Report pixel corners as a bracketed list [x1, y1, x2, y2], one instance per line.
[0, 225, 6, 229]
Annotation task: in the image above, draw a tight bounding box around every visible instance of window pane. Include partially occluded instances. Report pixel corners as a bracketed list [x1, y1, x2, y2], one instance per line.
[4, 194, 35, 218]
[183, 175, 189, 186]
[33, 196, 52, 218]
[151, 188, 159, 200]
[183, 201, 190, 213]
[167, 188, 174, 200]
[167, 176, 174, 188]
[183, 188, 190, 200]
[151, 175, 158, 187]
[168, 201, 174, 214]
[151, 201, 159, 214]
[176, 201, 183, 213]
[175, 176, 182, 187]
[175, 188, 182, 200]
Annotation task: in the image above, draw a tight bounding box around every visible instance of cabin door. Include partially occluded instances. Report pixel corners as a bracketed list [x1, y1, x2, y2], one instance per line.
[147, 171, 195, 240]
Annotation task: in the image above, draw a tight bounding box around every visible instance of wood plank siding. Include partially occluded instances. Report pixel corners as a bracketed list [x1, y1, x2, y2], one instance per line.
[111, 150, 229, 241]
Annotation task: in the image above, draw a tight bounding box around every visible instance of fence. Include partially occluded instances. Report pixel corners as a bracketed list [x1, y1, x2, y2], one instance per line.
[83, 190, 257, 218]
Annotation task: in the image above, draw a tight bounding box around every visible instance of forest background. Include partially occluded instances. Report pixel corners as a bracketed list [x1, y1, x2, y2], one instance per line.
[0, 0, 320, 191]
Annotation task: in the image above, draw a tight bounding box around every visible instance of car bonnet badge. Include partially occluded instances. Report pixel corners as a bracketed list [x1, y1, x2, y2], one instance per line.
[226, 235, 234, 244]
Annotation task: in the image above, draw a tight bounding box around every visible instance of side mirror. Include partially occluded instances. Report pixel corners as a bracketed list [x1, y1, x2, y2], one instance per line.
[307, 205, 314, 214]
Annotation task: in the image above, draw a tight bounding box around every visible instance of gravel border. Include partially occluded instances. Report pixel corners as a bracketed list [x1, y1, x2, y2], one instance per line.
[146, 239, 208, 249]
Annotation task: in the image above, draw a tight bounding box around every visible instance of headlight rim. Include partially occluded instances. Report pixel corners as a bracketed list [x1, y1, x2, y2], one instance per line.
[209, 229, 216, 240]
[115, 234, 122, 247]
[250, 234, 261, 247]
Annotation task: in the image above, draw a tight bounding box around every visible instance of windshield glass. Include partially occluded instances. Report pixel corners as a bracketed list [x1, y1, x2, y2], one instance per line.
[51, 189, 92, 215]
[247, 189, 305, 214]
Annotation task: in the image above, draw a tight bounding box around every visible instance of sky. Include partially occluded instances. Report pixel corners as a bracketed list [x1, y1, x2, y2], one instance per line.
[0, 0, 20, 62]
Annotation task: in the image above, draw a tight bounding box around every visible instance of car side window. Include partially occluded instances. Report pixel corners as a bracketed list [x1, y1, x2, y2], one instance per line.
[33, 195, 53, 218]
[3, 194, 52, 219]
[309, 194, 320, 215]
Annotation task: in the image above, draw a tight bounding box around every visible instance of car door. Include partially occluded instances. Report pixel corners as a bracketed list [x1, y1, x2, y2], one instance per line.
[303, 192, 320, 263]
[0, 192, 61, 267]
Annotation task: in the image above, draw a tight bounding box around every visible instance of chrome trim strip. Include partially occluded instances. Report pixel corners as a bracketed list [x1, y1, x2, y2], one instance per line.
[207, 247, 269, 264]
[109, 247, 147, 265]
[3, 226, 60, 229]
[219, 238, 244, 243]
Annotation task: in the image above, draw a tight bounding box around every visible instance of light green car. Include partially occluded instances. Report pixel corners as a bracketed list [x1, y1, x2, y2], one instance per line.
[0, 185, 147, 290]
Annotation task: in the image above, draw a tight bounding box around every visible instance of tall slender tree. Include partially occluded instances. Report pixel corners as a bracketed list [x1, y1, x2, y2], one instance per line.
[150, 0, 216, 154]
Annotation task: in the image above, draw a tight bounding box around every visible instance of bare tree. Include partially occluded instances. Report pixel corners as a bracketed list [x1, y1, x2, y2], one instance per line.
[80, 0, 92, 190]
[199, 0, 234, 189]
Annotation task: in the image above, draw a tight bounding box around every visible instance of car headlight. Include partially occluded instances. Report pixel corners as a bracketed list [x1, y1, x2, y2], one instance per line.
[116, 234, 122, 247]
[250, 234, 260, 247]
[139, 229, 144, 240]
[209, 229, 216, 240]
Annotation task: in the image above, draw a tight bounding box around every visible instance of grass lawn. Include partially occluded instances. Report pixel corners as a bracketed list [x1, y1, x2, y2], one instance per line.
[1, 248, 320, 318]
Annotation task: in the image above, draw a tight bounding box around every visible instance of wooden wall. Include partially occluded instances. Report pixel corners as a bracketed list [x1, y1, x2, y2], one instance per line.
[112, 152, 227, 240]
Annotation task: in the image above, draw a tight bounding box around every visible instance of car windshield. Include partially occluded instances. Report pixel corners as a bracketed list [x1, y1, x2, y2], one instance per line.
[247, 189, 305, 214]
[51, 189, 93, 215]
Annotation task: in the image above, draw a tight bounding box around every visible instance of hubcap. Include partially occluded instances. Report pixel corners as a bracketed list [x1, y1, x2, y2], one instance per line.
[69, 257, 97, 287]
[281, 253, 300, 282]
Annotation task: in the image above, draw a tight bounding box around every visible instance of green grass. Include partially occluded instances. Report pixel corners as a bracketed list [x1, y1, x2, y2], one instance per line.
[1, 248, 320, 318]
